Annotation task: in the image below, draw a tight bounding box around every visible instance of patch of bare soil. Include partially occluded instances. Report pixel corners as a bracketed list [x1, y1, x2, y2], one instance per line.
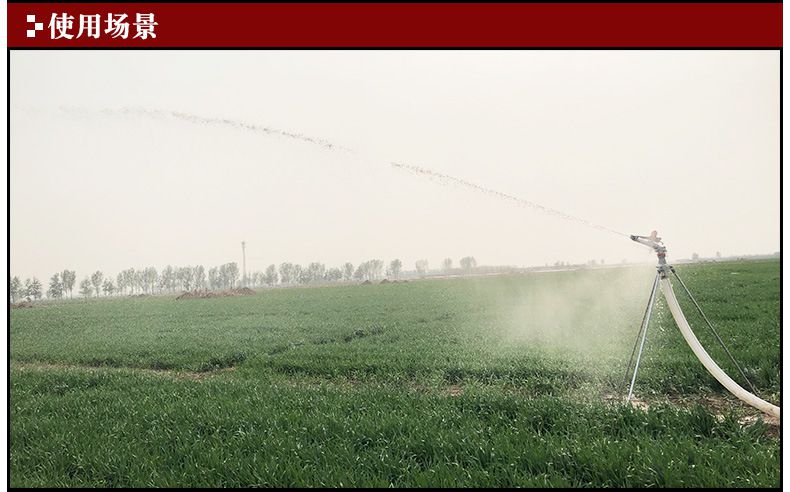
[447, 385, 464, 397]
[409, 382, 429, 394]
[603, 392, 780, 437]
[406, 382, 464, 397]
[175, 288, 256, 300]
[11, 361, 236, 382]
[360, 280, 372, 285]
[738, 414, 780, 436]
[602, 393, 650, 410]
[10, 301, 34, 309]
[669, 393, 781, 437]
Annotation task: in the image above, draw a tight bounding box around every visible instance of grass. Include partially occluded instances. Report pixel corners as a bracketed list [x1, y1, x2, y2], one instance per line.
[10, 259, 780, 487]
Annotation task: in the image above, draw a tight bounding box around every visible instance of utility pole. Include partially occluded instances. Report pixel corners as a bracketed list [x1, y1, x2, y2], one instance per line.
[241, 241, 247, 287]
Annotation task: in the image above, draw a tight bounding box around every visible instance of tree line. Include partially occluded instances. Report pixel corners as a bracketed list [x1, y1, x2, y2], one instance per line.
[9, 256, 478, 303]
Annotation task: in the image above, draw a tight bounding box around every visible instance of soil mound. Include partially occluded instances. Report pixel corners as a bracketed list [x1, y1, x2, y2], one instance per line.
[361, 280, 372, 285]
[11, 300, 34, 309]
[175, 288, 256, 300]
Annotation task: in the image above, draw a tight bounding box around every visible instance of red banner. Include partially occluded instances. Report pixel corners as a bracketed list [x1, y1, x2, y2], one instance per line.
[7, 2, 783, 48]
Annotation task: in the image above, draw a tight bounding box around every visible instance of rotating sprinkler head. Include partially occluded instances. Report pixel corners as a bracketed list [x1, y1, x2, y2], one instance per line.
[630, 230, 668, 272]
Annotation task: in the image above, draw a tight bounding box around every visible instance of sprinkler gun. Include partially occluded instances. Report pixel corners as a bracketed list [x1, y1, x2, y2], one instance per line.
[630, 231, 668, 275]
[625, 230, 781, 419]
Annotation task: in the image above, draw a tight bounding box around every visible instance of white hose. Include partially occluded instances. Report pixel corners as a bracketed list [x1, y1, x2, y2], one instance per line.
[660, 277, 780, 419]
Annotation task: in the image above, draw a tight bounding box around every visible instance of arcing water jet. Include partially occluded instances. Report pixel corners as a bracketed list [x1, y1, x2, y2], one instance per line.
[54, 105, 624, 239]
[391, 161, 627, 238]
[60, 106, 353, 152]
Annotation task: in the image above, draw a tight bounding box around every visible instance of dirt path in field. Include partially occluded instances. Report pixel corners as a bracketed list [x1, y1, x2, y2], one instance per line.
[10, 361, 236, 381]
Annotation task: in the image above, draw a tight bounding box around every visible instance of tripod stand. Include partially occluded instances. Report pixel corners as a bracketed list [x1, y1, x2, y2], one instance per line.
[622, 235, 758, 405]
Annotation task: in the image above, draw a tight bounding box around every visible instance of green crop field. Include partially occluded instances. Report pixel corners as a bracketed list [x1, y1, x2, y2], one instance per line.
[10, 259, 780, 487]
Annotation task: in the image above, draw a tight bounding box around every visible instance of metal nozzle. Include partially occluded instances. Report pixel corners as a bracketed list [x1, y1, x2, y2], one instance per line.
[630, 231, 668, 268]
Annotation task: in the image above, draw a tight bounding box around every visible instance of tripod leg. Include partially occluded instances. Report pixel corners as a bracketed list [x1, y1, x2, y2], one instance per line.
[627, 273, 659, 402]
[623, 272, 659, 390]
[669, 267, 758, 396]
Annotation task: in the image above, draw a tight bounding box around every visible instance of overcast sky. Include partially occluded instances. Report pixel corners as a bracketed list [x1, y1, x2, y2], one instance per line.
[10, 50, 779, 281]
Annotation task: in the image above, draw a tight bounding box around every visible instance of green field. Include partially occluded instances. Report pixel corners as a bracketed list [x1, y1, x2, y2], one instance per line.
[10, 259, 780, 487]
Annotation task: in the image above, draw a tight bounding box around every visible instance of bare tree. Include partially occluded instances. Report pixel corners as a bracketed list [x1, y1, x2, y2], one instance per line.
[415, 259, 429, 276]
[208, 267, 220, 290]
[123, 269, 136, 294]
[343, 263, 354, 281]
[61, 270, 76, 298]
[279, 263, 294, 285]
[460, 256, 477, 272]
[193, 265, 206, 290]
[354, 263, 367, 281]
[144, 267, 158, 294]
[160, 266, 176, 292]
[264, 264, 278, 287]
[79, 277, 93, 298]
[325, 267, 343, 282]
[292, 265, 304, 285]
[91, 271, 104, 297]
[10, 276, 21, 303]
[116, 272, 126, 295]
[354, 260, 384, 281]
[225, 263, 239, 288]
[442, 258, 453, 273]
[27, 278, 43, 300]
[133, 270, 145, 293]
[178, 266, 196, 291]
[307, 262, 326, 283]
[297, 265, 311, 285]
[389, 259, 402, 280]
[369, 260, 384, 280]
[47, 273, 64, 299]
